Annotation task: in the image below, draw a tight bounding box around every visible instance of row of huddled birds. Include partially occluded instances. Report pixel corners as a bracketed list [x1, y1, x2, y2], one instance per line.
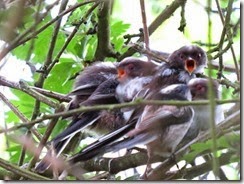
[34, 45, 225, 179]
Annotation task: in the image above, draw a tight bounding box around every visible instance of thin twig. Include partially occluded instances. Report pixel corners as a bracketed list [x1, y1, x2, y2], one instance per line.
[30, 86, 71, 102]
[35, 0, 70, 87]
[28, 105, 66, 170]
[0, 99, 239, 134]
[178, 0, 187, 32]
[165, 151, 234, 180]
[46, 2, 100, 74]
[215, 0, 240, 80]
[0, 76, 68, 104]
[25, 0, 44, 65]
[207, 76, 219, 178]
[139, 0, 151, 62]
[19, 81, 60, 108]
[119, 0, 187, 60]
[0, 0, 60, 61]
[0, 92, 29, 123]
[0, 91, 42, 141]
[0, 157, 51, 180]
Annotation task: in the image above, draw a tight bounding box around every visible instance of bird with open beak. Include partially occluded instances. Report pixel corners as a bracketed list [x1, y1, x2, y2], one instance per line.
[168, 45, 206, 75]
[65, 45, 206, 167]
[160, 45, 207, 83]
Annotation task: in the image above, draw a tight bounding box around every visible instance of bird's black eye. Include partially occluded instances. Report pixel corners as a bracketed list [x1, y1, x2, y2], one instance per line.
[180, 53, 185, 60]
[194, 52, 201, 60]
[196, 84, 203, 91]
[127, 63, 135, 71]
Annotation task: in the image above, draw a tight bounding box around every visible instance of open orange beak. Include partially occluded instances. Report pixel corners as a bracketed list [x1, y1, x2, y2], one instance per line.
[185, 59, 196, 75]
[117, 68, 126, 78]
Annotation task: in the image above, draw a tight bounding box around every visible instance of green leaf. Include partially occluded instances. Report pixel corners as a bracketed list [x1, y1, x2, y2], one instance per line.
[12, 15, 65, 64]
[182, 132, 240, 163]
[33, 23, 66, 63]
[84, 35, 97, 60]
[67, 35, 88, 59]
[50, 119, 69, 139]
[191, 142, 211, 152]
[181, 151, 200, 163]
[111, 20, 130, 38]
[5, 87, 54, 125]
[6, 145, 22, 152]
[5, 111, 20, 124]
[6, 90, 35, 122]
[110, 20, 130, 54]
[44, 58, 78, 94]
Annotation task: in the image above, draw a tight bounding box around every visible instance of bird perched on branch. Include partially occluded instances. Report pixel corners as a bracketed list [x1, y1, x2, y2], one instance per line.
[65, 45, 206, 162]
[35, 57, 160, 173]
[68, 83, 194, 178]
[35, 45, 207, 173]
[66, 45, 208, 178]
[178, 78, 224, 148]
[115, 58, 160, 103]
[178, 78, 226, 180]
[152, 45, 207, 88]
[67, 61, 118, 110]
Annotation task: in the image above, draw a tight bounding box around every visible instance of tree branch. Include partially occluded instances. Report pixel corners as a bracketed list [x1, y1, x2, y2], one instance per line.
[94, 0, 118, 60]
[0, 76, 70, 102]
[46, 2, 100, 74]
[0, 98, 239, 134]
[146, 110, 240, 180]
[139, 0, 151, 61]
[215, 0, 240, 80]
[165, 151, 234, 180]
[0, 0, 99, 61]
[28, 105, 66, 170]
[0, 157, 51, 180]
[19, 81, 60, 108]
[68, 109, 239, 179]
[119, 0, 187, 60]
[30, 86, 71, 102]
[0, 91, 42, 141]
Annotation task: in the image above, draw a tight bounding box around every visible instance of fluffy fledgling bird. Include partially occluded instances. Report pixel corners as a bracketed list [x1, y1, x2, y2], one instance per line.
[115, 58, 161, 103]
[178, 78, 224, 147]
[167, 45, 206, 75]
[56, 57, 160, 143]
[35, 57, 160, 173]
[189, 78, 224, 128]
[67, 61, 118, 110]
[151, 45, 207, 89]
[68, 84, 194, 172]
[66, 45, 207, 163]
[36, 45, 207, 173]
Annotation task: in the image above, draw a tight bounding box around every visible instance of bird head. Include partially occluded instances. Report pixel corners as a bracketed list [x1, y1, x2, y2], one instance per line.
[117, 57, 159, 82]
[188, 78, 219, 100]
[168, 45, 207, 75]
